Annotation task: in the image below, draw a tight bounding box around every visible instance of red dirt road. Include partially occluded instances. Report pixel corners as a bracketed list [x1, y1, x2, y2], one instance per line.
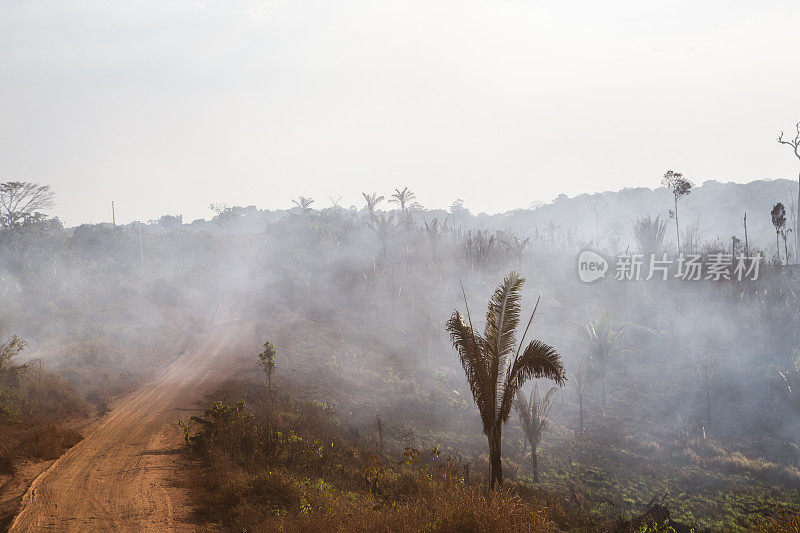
[10, 311, 255, 532]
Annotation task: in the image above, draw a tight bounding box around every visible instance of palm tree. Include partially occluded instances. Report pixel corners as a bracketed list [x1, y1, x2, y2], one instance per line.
[633, 215, 668, 255]
[361, 192, 385, 219]
[389, 187, 415, 211]
[662, 170, 692, 252]
[459, 230, 497, 269]
[423, 218, 447, 260]
[292, 196, 314, 214]
[514, 383, 558, 482]
[446, 272, 566, 488]
[772, 202, 787, 264]
[584, 312, 623, 414]
[502, 235, 531, 266]
[390, 187, 416, 229]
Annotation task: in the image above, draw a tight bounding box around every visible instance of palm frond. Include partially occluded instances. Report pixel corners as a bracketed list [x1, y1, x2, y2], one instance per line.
[515, 383, 559, 448]
[484, 272, 525, 417]
[514, 389, 534, 438]
[584, 312, 623, 366]
[499, 339, 565, 423]
[539, 386, 559, 423]
[446, 310, 493, 431]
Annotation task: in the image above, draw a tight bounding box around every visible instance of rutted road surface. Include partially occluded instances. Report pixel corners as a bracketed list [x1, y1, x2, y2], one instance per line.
[10, 311, 255, 532]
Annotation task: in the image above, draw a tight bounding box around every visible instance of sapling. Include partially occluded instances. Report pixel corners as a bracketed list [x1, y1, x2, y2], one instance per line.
[514, 383, 558, 482]
[257, 341, 277, 399]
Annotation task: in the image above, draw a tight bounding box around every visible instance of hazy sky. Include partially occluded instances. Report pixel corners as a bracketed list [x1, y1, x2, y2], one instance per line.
[1, 0, 799, 226]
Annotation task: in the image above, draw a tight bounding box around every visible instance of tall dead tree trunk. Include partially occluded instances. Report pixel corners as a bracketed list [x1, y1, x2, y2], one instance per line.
[778, 124, 800, 264]
[744, 213, 749, 256]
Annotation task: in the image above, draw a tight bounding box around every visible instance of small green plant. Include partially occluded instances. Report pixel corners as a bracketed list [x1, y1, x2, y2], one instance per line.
[178, 418, 193, 445]
[0, 335, 31, 421]
[258, 341, 277, 398]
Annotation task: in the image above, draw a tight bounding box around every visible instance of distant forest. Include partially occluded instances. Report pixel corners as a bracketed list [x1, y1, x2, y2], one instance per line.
[108, 178, 800, 258]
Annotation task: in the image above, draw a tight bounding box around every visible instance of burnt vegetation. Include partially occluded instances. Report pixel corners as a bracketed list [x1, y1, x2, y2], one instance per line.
[4, 177, 800, 531]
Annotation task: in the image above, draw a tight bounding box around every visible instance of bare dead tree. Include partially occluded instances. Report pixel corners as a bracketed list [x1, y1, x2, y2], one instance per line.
[697, 351, 719, 426]
[783, 228, 793, 265]
[0, 181, 55, 230]
[778, 123, 800, 263]
[743, 212, 749, 256]
[785, 193, 798, 261]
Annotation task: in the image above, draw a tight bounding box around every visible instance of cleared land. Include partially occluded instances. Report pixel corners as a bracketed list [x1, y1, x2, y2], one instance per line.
[10, 309, 254, 532]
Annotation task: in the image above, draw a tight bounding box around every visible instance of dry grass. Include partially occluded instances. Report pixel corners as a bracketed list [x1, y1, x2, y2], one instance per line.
[15, 424, 83, 461]
[0, 370, 88, 469]
[757, 509, 800, 532]
[192, 461, 553, 532]
[182, 383, 566, 532]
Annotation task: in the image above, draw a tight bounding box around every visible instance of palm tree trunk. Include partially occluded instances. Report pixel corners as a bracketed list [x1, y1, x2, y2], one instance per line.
[532, 446, 539, 483]
[488, 426, 503, 489]
[778, 232, 782, 265]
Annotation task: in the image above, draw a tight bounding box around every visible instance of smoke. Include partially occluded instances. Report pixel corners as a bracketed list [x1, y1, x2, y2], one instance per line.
[2, 181, 800, 502]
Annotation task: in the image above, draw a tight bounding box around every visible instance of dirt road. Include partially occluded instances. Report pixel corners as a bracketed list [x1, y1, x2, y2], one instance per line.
[10, 311, 255, 532]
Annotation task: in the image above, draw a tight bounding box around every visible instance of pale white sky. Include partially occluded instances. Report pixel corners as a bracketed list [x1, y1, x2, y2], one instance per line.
[1, 0, 799, 225]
